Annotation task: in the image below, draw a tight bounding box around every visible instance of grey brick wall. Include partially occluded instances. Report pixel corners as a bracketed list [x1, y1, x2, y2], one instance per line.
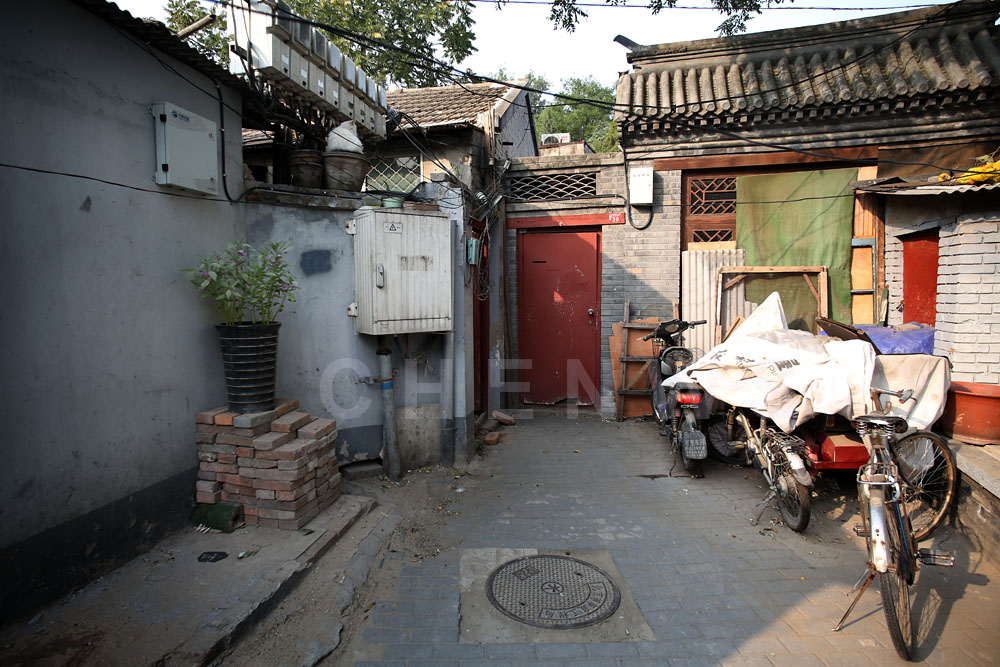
[505, 155, 682, 416]
[885, 201, 1000, 384]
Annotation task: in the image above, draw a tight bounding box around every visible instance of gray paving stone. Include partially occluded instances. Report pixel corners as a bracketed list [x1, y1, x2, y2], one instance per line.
[381, 643, 434, 660]
[535, 642, 590, 659]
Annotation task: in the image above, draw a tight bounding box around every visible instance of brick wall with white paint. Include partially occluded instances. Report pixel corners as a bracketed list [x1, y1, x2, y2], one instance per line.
[505, 154, 682, 415]
[884, 194, 1000, 384]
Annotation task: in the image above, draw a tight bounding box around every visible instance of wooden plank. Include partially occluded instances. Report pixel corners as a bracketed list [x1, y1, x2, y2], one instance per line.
[851, 246, 874, 290]
[722, 316, 745, 343]
[653, 146, 876, 172]
[625, 361, 652, 390]
[852, 294, 875, 324]
[616, 300, 630, 421]
[621, 322, 658, 329]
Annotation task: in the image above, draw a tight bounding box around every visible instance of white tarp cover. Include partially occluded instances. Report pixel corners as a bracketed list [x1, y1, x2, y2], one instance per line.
[664, 292, 950, 432]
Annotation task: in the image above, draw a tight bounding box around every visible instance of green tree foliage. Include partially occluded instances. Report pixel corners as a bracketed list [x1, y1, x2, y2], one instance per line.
[536, 76, 618, 153]
[164, 0, 229, 67]
[544, 0, 788, 35]
[287, 0, 476, 87]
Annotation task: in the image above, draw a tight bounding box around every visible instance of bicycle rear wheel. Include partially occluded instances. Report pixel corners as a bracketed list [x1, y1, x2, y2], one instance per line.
[878, 499, 914, 660]
[892, 431, 957, 541]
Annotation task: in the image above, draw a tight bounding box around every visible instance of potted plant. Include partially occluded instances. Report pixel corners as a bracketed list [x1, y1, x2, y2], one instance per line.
[187, 241, 298, 413]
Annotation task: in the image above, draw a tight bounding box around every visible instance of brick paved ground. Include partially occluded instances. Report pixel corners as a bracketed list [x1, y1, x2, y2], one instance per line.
[342, 411, 1000, 666]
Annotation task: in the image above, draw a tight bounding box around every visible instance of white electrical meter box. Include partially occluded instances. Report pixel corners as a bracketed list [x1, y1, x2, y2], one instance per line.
[351, 208, 453, 335]
[292, 20, 311, 54]
[151, 103, 218, 195]
[377, 86, 387, 110]
[341, 87, 355, 119]
[342, 56, 356, 90]
[228, 2, 291, 81]
[326, 73, 340, 110]
[326, 42, 341, 77]
[629, 166, 654, 205]
[374, 112, 386, 138]
[307, 60, 324, 101]
[309, 30, 327, 65]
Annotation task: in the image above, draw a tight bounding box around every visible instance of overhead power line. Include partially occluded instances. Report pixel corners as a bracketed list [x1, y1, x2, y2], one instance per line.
[470, 0, 940, 11]
[205, 0, 998, 177]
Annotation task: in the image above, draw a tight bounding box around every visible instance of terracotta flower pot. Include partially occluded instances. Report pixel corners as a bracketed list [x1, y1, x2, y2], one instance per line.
[938, 381, 1000, 445]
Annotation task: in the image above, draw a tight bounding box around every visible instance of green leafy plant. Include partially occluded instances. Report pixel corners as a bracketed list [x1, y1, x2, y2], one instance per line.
[186, 241, 298, 325]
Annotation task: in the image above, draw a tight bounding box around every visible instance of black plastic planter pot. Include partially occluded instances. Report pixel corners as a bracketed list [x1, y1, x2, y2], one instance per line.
[215, 322, 281, 413]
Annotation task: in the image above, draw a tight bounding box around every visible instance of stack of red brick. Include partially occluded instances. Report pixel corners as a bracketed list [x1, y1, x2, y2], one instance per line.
[194, 399, 340, 529]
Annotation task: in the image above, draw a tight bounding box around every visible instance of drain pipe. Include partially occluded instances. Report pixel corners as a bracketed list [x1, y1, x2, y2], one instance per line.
[377, 339, 401, 481]
[441, 330, 455, 467]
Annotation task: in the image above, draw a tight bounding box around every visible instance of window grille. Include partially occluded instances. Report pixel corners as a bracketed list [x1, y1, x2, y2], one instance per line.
[507, 172, 598, 201]
[366, 156, 421, 192]
[692, 228, 735, 243]
[689, 177, 737, 215]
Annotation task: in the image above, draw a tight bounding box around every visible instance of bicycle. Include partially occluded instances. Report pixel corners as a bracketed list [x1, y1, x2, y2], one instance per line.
[832, 387, 958, 660]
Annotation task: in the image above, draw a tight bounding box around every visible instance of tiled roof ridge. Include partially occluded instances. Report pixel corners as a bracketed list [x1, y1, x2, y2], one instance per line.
[387, 80, 526, 129]
[627, 0, 997, 66]
[615, 1, 999, 126]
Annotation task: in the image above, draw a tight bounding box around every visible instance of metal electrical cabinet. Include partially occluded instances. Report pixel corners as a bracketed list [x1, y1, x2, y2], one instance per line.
[350, 208, 453, 335]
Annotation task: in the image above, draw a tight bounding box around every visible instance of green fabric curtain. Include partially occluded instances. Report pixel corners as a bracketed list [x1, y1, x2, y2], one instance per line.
[735, 168, 857, 329]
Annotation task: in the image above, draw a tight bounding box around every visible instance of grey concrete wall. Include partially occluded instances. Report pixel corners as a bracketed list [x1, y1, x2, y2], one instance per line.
[246, 190, 473, 467]
[884, 193, 1000, 384]
[0, 1, 244, 551]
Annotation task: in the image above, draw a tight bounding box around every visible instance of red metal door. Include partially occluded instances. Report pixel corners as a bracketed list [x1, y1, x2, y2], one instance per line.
[902, 228, 939, 326]
[518, 230, 601, 406]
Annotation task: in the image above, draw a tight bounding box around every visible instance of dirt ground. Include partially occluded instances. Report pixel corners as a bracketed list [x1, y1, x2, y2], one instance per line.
[216, 461, 488, 667]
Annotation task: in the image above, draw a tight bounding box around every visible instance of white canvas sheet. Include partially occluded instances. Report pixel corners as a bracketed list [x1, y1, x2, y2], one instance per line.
[664, 292, 949, 432]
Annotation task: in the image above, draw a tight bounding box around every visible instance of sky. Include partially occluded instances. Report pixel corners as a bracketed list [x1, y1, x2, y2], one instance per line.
[113, 0, 950, 90]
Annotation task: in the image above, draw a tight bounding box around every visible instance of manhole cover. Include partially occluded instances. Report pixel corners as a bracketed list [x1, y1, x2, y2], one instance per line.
[485, 555, 621, 629]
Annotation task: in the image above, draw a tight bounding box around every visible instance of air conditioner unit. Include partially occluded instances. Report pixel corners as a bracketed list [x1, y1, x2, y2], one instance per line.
[541, 133, 571, 145]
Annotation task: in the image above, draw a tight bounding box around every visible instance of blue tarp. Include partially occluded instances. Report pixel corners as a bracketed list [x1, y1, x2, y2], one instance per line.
[854, 323, 936, 355]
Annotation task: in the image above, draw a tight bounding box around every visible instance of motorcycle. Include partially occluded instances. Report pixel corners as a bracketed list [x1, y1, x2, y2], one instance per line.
[642, 318, 714, 477]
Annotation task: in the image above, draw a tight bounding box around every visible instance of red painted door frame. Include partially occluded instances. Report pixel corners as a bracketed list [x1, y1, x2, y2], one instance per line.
[517, 227, 602, 407]
[902, 228, 939, 326]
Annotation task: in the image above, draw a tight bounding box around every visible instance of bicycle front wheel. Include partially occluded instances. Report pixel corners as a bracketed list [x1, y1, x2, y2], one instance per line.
[878, 496, 915, 660]
[893, 431, 957, 541]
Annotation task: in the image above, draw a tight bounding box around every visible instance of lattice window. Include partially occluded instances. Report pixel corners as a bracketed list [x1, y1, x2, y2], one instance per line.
[692, 228, 734, 243]
[507, 172, 597, 201]
[689, 177, 737, 215]
[366, 156, 421, 192]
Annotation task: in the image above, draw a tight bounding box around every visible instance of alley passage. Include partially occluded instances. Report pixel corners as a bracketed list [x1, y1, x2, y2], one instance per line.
[341, 411, 1000, 666]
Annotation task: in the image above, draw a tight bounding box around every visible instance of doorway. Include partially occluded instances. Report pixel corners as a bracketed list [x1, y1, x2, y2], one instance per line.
[517, 230, 601, 406]
[902, 228, 939, 326]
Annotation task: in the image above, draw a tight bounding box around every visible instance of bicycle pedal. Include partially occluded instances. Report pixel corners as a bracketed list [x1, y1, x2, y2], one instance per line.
[918, 548, 955, 567]
[852, 523, 870, 538]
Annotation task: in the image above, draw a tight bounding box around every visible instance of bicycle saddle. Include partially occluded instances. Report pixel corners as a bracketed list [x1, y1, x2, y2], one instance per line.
[852, 414, 909, 432]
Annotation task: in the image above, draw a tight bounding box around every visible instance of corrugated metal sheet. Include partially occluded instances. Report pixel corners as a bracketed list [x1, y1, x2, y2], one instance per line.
[681, 248, 746, 353]
[354, 209, 453, 335]
[859, 180, 1000, 195]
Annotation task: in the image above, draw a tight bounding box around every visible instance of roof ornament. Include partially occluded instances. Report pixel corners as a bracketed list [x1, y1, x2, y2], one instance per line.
[614, 35, 643, 52]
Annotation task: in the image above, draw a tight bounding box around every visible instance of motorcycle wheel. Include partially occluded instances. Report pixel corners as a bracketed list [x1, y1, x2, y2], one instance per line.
[678, 422, 704, 478]
[706, 417, 749, 466]
[680, 441, 703, 478]
[777, 472, 811, 533]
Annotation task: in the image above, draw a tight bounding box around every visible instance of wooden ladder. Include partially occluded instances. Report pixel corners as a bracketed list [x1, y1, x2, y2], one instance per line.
[615, 299, 659, 421]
